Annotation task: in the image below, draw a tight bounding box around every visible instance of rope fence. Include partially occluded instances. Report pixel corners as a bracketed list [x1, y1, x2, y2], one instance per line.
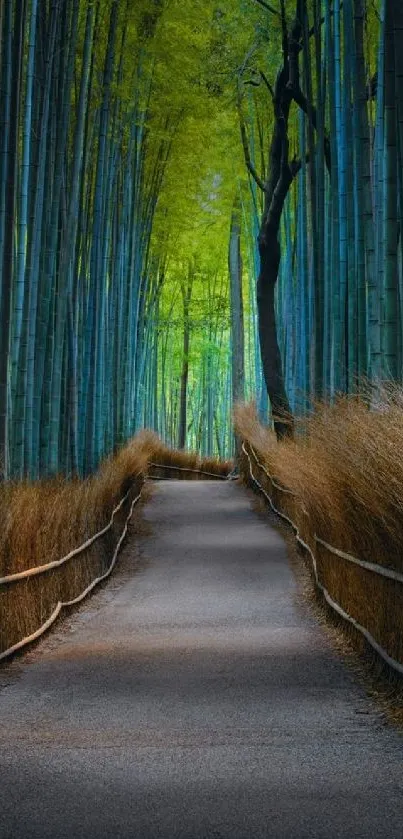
[1, 462, 228, 589]
[3, 447, 402, 676]
[242, 441, 403, 678]
[148, 462, 230, 480]
[247, 444, 403, 584]
[1, 492, 141, 660]
[0, 488, 133, 587]
[0, 458, 230, 662]
[0, 486, 143, 662]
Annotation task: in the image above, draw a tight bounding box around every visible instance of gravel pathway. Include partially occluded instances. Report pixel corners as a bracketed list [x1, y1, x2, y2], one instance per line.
[0, 480, 402, 839]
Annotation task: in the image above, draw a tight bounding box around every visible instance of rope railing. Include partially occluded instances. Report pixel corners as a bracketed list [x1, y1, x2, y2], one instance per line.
[0, 487, 133, 586]
[0, 458, 230, 661]
[314, 536, 403, 585]
[247, 446, 296, 496]
[0, 487, 142, 662]
[148, 462, 230, 480]
[247, 444, 403, 584]
[242, 441, 403, 678]
[0, 462, 229, 588]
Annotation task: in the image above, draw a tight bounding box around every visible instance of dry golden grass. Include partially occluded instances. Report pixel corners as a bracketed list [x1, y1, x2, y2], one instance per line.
[0, 432, 231, 579]
[0, 432, 230, 657]
[147, 438, 233, 480]
[235, 393, 403, 570]
[0, 437, 150, 578]
[235, 392, 403, 672]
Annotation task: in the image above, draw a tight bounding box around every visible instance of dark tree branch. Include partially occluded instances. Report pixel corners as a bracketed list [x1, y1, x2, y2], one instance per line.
[280, 0, 289, 64]
[367, 71, 377, 100]
[288, 17, 303, 95]
[252, 0, 280, 16]
[237, 44, 260, 77]
[266, 98, 295, 232]
[260, 70, 275, 99]
[242, 70, 275, 98]
[237, 91, 267, 192]
[291, 85, 331, 172]
[264, 68, 289, 214]
[290, 156, 303, 177]
[256, 60, 295, 439]
[284, 16, 332, 174]
[243, 0, 331, 440]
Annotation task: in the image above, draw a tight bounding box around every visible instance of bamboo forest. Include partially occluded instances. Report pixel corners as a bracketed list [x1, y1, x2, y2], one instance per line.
[0, 0, 401, 478]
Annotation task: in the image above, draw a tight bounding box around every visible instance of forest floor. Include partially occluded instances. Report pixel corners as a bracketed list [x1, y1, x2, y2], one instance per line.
[0, 480, 402, 839]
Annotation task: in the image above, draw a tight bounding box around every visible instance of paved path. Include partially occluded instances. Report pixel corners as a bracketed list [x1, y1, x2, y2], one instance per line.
[0, 481, 402, 839]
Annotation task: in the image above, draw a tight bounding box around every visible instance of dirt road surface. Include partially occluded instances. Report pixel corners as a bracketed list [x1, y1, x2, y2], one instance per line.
[0, 481, 402, 838]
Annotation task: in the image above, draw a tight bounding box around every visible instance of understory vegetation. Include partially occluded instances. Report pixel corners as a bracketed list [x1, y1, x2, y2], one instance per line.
[0, 432, 231, 579]
[236, 393, 403, 668]
[235, 393, 403, 570]
[1, 0, 401, 475]
[2, 0, 403, 675]
[0, 434, 231, 656]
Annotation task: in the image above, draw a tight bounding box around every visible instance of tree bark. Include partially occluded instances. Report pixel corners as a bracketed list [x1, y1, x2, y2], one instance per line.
[229, 199, 245, 453]
[178, 270, 192, 449]
[0, 0, 25, 477]
[239, 3, 332, 437]
[257, 226, 293, 439]
[256, 62, 296, 440]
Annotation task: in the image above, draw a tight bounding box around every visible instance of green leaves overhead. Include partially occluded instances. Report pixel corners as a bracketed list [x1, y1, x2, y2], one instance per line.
[0, 0, 394, 472]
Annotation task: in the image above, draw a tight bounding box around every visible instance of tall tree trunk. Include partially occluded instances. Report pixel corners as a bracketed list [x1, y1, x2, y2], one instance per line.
[239, 2, 331, 437]
[391, 0, 403, 381]
[257, 55, 297, 440]
[240, 66, 296, 439]
[229, 198, 244, 453]
[0, 0, 24, 477]
[384, 0, 399, 379]
[353, 0, 373, 381]
[23, 0, 59, 476]
[258, 225, 293, 439]
[178, 269, 192, 449]
[10, 0, 38, 476]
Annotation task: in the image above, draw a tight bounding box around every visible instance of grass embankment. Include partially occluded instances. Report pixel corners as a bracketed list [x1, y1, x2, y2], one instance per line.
[148, 437, 232, 480]
[0, 432, 232, 657]
[235, 393, 403, 673]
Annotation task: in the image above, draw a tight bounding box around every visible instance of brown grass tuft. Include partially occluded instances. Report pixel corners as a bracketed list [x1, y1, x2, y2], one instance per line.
[235, 393, 403, 570]
[147, 439, 233, 480]
[235, 392, 403, 671]
[0, 432, 230, 658]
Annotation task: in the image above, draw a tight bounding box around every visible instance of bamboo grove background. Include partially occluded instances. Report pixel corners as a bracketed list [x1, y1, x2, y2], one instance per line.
[0, 0, 401, 479]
